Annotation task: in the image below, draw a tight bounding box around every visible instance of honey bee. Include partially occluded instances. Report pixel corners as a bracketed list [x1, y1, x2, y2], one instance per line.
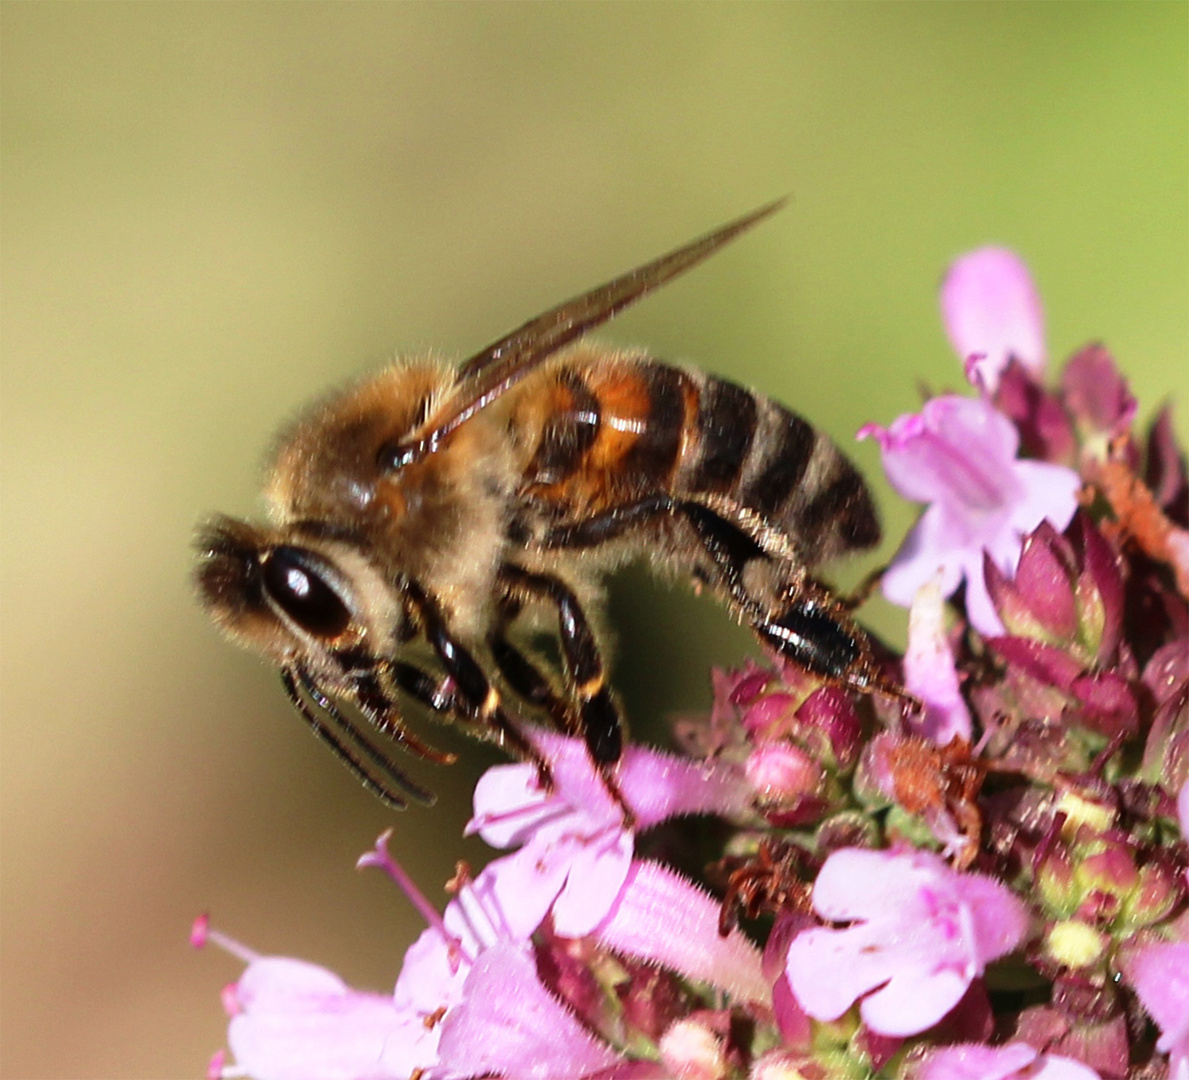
[195, 201, 888, 809]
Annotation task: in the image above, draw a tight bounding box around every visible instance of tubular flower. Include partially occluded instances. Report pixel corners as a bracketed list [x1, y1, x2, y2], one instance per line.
[466, 729, 752, 938]
[903, 576, 973, 746]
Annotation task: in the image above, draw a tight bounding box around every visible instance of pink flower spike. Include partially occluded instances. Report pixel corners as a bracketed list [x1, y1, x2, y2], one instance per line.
[904, 577, 973, 745]
[918, 1042, 1102, 1080]
[1128, 940, 1189, 1077]
[593, 859, 770, 1005]
[434, 943, 622, 1080]
[942, 247, 1046, 394]
[786, 848, 1028, 1036]
[860, 394, 1080, 636]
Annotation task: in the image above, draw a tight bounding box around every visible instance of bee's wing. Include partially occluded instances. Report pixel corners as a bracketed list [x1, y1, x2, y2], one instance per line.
[382, 198, 786, 470]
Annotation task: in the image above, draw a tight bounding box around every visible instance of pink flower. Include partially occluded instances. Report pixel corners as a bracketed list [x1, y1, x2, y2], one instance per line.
[469, 735, 768, 1004]
[785, 848, 1029, 1036]
[193, 917, 436, 1080]
[1127, 940, 1189, 1080]
[942, 247, 1046, 394]
[904, 576, 973, 745]
[918, 1041, 1101, 1080]
[383, 850, 629, 1080]
[467, 730, 751, 938]
[860, 394, 1080, 636]
[226, 958, 434, 1080]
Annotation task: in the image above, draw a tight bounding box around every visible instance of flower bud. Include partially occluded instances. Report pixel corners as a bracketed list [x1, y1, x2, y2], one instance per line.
[1044, 919, 1108, 968]
[659, 1016, 728, 1080]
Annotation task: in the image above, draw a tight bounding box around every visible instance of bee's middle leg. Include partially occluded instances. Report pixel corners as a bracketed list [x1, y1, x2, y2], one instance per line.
[487, 629, 583, 740]
[401, 581, 552, 787]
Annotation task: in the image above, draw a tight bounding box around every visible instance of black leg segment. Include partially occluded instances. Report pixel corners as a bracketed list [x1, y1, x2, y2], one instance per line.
[498, 564, 623, 765]
[402, 580, 551, 781]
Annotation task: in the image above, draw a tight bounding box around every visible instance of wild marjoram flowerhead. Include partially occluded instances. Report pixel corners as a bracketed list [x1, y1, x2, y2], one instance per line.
[195, 249, 1188, 1080]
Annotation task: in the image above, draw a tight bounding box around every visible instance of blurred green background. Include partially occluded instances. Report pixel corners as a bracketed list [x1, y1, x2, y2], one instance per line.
[1, 4, 1185, 1077]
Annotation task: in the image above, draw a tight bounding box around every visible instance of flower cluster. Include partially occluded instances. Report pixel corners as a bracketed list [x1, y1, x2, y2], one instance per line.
[195, 248, 1187, 1080]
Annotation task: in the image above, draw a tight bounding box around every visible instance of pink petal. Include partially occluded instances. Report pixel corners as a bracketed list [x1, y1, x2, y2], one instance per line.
[963, 554, 1009, 639]
[394, 927, 468, 1016]
[786, 921, 905, 1021]
[434, 944, 621, 1080]
[882, 506, 968, 608]
[808, 848, 929, 922]
[228, 958, 434, 1080]
[1006, 460, 1082, 555]
[954, 872, 1031, 966]
[616, 741, 753, 827]
[1129, 941, 1189, 1057]
[919, 1042, 1102, 1080]
[593, 860, 769, 1004]
[942, 247, 1046, 393]
[860, 961, 971, 1036]
[550, 828, 634, 937]
[468, 761, 563, 849]
[234, 957, 348, 1009]
[877, 397, 1020, 511]
[468, 848, 570, 944]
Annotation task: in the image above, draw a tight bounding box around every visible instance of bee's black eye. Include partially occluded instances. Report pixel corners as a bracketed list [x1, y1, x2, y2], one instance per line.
[263, 546, 352, 638]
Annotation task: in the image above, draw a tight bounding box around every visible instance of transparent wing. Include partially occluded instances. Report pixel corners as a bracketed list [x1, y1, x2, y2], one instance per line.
[380, 198, 786, 471]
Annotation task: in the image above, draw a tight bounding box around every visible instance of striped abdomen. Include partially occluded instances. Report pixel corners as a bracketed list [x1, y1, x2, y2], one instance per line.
[520, 351, 879, 566]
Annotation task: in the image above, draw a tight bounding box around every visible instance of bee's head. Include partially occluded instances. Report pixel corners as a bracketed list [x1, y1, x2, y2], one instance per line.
[193, 516, 404, 679]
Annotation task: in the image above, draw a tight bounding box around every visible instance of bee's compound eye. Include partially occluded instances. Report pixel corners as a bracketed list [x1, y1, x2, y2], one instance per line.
[263, 546, 352, 638]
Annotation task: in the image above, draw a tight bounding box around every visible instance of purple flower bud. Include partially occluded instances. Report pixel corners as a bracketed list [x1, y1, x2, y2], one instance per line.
[994, 358, 1077, 465]
[984, 514, 1126, 670]
[1061, 344, 1138, 452]
[941, 247, 1047, 394]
